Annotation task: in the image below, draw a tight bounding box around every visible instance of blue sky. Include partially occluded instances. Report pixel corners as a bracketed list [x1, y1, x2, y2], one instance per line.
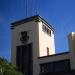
[0, 0, 75, 61]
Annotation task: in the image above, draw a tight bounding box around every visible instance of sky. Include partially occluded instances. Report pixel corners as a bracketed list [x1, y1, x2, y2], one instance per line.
[0, 0, 75, 61]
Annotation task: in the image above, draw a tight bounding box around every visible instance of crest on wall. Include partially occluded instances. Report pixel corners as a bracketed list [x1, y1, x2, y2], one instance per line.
[20, 31, 29, 44]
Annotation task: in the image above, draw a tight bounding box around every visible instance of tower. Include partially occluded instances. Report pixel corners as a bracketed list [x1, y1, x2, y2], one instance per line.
[11, 15, 55, 75]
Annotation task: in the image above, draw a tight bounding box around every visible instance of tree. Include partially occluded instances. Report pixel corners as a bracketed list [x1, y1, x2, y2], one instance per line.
[0, 57, 22, 75]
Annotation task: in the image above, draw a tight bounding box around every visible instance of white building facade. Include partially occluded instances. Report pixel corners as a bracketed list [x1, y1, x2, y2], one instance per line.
[11, 15, 55, 75]
[11, 15, 75, 75]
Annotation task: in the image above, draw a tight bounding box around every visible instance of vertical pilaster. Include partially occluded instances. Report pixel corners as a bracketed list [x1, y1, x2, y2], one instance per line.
[68, 32, 75, 70]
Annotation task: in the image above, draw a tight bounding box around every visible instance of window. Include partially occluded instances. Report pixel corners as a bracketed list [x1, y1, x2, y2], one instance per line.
[42, 24, 52, 36]
[47, 28, 49, 34]
[54, 60, 70, 72]
[42, 25, 45, 30]
[49, 30, 51, 36]
[40, 60, 70, 74]
[47, 47, 49, 56]
[44, 26, 47, 31]
[16, 44, 33, 75]
[40, 63, 54, 73]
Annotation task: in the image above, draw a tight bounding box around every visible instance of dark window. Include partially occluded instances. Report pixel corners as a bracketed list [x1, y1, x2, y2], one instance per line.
[54, 60, 70, 72]
[47, 47, 49, 56]
[40, 63, 54, 73]
[49, 31, 51, 36]
[16, 43, 33, 75]
[42, 24, 47, 32]
[42, 25, 45, 30]
[47, 28, 49, 34]
[44, 26, 47, 31]
[42, 25, 52, 36]
[40, 60, 70, 74]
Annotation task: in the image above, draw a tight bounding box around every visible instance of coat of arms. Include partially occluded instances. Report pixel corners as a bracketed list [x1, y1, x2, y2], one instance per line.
[20, 31, 29, 44]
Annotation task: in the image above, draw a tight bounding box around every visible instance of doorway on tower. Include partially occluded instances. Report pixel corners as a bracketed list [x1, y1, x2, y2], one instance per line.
[16, 43, 33, 75]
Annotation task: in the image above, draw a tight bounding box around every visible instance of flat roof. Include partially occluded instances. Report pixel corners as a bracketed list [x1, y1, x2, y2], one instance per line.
[11, 15, 54, 31]
[38, 52, 69, 59]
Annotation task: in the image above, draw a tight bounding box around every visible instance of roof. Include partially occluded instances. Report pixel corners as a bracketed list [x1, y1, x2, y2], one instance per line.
[11, 15, 54, 31]
[38, 52, 69, 59]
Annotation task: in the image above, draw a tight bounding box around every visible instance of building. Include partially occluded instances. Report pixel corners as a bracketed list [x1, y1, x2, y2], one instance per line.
[11, 15, 75, 75]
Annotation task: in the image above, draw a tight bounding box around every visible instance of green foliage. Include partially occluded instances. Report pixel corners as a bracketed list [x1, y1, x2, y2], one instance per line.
[0, 57, 22, 75]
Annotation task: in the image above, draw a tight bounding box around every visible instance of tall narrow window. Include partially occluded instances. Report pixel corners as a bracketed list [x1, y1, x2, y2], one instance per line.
[42, 25, 45, 30]
[47, 47, 49, 56]
[49, 31, 51, 36]
[47, 28, 49, 34]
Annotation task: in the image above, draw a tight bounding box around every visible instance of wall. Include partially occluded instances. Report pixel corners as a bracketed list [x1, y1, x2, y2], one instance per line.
[68, 32, 75, 70]
[11, 21, 40, 75]
[11, 19, 56, 75]
[38, 53, 70, 64]
[38, 21, 55, 56]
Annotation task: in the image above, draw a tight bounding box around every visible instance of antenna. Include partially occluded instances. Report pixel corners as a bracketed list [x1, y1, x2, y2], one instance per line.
[26, 0, 28, 17]
[25, 0, 39, 18]
[36, 0, 39, 15]
[30, 0, 32, 16]
[25, 0, 32, 17]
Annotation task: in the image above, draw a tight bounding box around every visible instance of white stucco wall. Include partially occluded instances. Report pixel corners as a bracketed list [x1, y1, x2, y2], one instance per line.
[38, 53, 70, 64]
[38, 22, 55, 56]
[11, 21, 36, 64]
[11, 19, 55, 75]
[11, 21, 40, 75]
